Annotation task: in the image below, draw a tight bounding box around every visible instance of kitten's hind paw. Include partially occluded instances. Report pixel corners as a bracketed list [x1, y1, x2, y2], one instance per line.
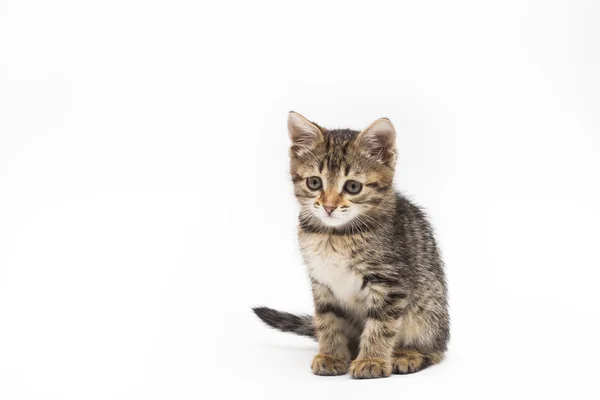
[349, 357, 392, 379]
[392, 349, 442, 374]
[311, 354, 349, 376]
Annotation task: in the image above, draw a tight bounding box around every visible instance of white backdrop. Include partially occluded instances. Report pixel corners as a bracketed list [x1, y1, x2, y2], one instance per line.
[1, 1, 599, 399]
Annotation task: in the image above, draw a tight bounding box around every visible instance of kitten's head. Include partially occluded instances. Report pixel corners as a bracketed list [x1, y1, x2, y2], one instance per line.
[288, 112, 396, 231]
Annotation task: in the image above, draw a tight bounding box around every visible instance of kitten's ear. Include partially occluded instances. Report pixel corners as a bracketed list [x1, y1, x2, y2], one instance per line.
[287, 111, 323, 148]
[356, 118, 396, 166]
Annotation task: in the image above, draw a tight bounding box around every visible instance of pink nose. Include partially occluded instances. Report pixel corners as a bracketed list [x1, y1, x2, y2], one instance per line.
[323, 205, 336, 215]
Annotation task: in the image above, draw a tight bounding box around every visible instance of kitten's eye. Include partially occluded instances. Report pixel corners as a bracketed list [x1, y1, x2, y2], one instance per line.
[344, 180, 362, 194]
[306, 176, 323, 191]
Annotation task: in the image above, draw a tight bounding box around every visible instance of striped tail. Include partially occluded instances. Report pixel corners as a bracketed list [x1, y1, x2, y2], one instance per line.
[252, 307, 315, 339]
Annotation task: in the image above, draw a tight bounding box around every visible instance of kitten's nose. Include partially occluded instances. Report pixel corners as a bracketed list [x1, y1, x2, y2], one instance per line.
[323, 205, 337, 215]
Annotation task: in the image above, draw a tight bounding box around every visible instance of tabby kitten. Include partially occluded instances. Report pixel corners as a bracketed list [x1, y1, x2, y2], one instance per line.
[253, 112, 449, 379]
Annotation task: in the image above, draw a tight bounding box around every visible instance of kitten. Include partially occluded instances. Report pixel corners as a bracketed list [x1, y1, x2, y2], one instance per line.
[253, 112, 449, 379]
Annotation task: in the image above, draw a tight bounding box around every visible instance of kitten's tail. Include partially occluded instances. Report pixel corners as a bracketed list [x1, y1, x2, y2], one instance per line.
[252, 307, 316, 339]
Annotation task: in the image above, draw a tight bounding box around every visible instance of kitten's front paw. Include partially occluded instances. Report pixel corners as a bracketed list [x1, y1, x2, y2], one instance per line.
[311, 354, 349, 376]
[349, 357, 392, 379]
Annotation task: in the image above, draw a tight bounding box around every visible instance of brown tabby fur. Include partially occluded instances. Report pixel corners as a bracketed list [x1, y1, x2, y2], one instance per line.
[254, 112, 449, 379]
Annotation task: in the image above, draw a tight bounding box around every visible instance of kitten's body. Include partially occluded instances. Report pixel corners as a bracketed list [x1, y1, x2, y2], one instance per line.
[254, 113, 449, 379]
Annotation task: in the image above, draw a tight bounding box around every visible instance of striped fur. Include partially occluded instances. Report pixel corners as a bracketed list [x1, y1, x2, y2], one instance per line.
[254, 112, 450, 379]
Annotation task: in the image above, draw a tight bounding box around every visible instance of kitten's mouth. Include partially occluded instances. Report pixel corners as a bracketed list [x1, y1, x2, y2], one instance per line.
[318, 214, 348, 227]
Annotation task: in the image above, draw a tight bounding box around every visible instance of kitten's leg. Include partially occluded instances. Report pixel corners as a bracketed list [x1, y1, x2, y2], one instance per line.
[392, 348, 443, 374]
[349, 290, 406, 379]
[310, 282, 351, 376]
[392, 310, 446, 374]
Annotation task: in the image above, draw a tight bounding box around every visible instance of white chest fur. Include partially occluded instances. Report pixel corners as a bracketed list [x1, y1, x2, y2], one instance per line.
[301, 240, 364, 306]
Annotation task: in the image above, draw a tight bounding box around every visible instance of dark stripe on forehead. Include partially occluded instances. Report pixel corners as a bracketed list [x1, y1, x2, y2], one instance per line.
[327, 152, 343, 172]
[342, 141, 350, 156]
[317, 129, 360, 175]
[326, 139, 349, 171]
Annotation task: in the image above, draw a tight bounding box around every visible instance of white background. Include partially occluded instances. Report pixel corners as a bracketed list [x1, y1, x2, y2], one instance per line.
[1, 1, 599, 399]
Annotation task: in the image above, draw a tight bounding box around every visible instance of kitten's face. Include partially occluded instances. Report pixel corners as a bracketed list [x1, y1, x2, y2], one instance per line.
[288, 112, 396, 231]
